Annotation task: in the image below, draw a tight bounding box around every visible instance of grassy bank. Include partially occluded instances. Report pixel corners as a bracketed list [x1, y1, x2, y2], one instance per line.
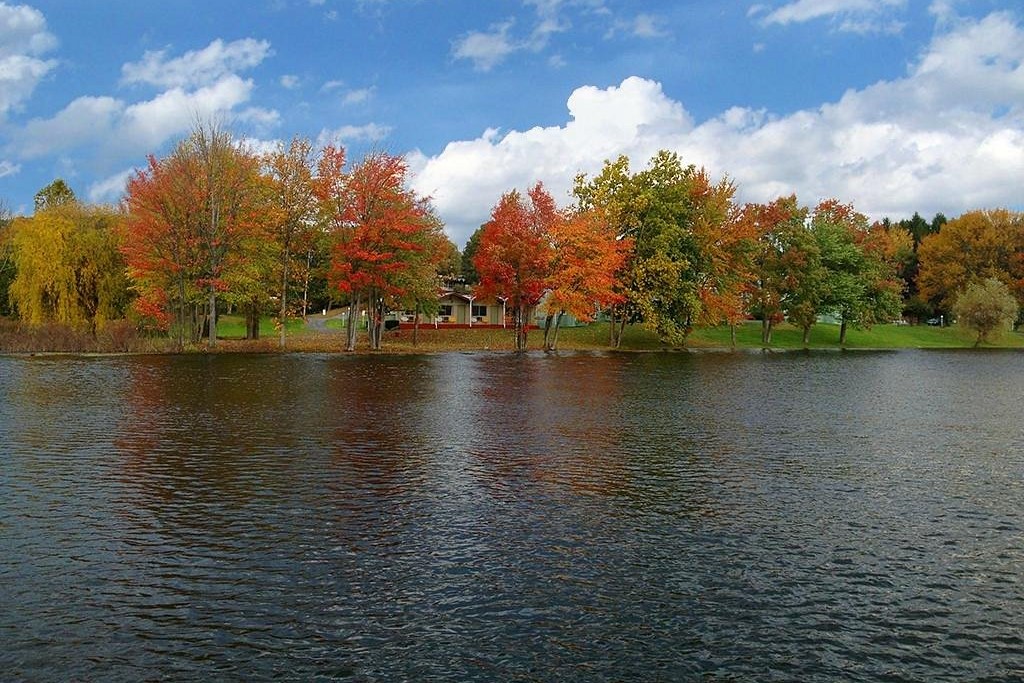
[280, 319, 1024, 353]
[4, 316, 1022, 354]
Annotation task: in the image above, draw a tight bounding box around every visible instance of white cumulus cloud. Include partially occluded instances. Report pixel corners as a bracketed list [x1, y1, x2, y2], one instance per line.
[120, 38, 272, 89]
[0, 1, 58, 115]
[413, 11, 1024, 247]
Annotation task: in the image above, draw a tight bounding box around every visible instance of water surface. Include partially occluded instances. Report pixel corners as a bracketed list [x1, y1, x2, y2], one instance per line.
[1, 351, 1022, 681]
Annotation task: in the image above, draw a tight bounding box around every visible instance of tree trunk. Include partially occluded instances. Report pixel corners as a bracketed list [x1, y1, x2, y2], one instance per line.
[177, 277, 187, 350]
[765, 318, 774, 345]
[839, 318, 848, 346]
[413, 302, 420, 347]
[246, 305, 260, 340]
[345, 293, 361, 352]
[550, 311, 564, 351]
[279, 246, 289, 348]
[515, 303, 527, 351]
[730, 323, 737, 349]
[542, 313, 555, 351]
[761, 317, 769, 345]
[802, 324, 811, 346]
[302, 248, 313, 320]
[207, 289, 217, 347]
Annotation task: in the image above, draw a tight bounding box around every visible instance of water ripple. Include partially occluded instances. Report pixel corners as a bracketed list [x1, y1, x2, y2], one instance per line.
[1, 351, 1023, 681]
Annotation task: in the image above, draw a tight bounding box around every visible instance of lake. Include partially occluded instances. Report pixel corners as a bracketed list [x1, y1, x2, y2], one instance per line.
[1, 350, 1022, 681]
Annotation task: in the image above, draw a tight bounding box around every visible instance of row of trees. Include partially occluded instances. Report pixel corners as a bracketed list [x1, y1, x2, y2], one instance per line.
[470, 151, 1022, 349]
[474, 153, 908, 349]
[1, 133, 1021, 351]
[0, 124, 462, 351]
[123, 124, 457, 351]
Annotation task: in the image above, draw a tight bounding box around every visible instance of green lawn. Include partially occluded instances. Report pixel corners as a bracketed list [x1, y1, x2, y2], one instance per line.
[216, 314, 306, 339]
[208, 315, 1024, 352]
[687, 321, 1024, 349]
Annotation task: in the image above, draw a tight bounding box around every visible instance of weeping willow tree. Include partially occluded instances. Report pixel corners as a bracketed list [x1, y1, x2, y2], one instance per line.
[8, 203, 131, 333]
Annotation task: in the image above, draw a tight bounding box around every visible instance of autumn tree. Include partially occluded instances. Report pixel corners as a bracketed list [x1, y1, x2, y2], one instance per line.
[739, 196, 817, 344]
[123, 123, 267, 347]
[264, 136, 320, 347]
[687, 170, 752, 346]
[543, 207, 630, 350]
[123, 151, 206, 345]
[474, 183, 557, 351]
[8, 203, 130, 332]
[953, 278, 1019, 346]
[917, 209, 1024, 318]
[318, 150, 447, 351]
[574, 151, 737, 347]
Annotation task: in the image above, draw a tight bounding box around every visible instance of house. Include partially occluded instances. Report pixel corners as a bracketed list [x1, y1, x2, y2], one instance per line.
[394, 289, 509, 329]
[392, 287, 589, 330]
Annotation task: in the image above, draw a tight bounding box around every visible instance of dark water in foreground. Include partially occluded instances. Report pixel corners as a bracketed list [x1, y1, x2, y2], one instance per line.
[1, 350, 1022, 682]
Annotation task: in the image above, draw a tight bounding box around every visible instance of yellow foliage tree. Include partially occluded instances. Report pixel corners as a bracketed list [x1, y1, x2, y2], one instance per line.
[8, 204, 130, 332]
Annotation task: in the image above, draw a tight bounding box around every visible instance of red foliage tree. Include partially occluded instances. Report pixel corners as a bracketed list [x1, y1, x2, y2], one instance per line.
[317, 150, 446, 350]
[474, 183, 557, 350]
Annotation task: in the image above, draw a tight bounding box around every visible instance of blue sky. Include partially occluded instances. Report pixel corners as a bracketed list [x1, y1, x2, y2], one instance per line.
[1, 0, 1021, 246]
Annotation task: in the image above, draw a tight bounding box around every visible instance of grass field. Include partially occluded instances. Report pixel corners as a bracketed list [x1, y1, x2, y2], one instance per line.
[278, 318, 1024, 352]
[153, 313, 1024, 353]
[216, 314, 306, 339]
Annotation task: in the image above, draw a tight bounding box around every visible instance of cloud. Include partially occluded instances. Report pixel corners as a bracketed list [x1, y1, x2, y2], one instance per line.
[15, 74, 259, 161]
[452, 20, 518, 72]
[316, 123, 392, 147]
[87, 168, 132, 203]
[452, 0, 598, 70]
[0, 1, 58, 115]
[607, 13, 669, 39]
[341, 87, 374, 106]
[630, 13, 669, 38]
[280, 74, 300, 89]
[0, 159, 20, 177]
[753, 0, 907, 33]
[412, 12, 1024, 247]
[320, 79, 345, 92]
[10, 36, 280, 174]
[120, 38, 272, 89]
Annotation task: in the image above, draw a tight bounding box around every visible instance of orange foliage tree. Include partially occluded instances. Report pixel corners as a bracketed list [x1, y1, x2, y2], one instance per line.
[544, 207, 631, 350]
[122, 124, 268, 347]
[917, 209, 1024, 317]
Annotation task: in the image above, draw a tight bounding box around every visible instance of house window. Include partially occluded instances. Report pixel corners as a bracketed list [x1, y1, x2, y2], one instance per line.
[439, 305, 453, 317]
[471, 304, 487, 317]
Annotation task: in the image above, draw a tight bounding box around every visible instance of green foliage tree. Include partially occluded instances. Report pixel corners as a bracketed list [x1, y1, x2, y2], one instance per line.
[811, 201, 903, 345]
[33, 179, 76, 213]
[953, 278, 1018, 346]
[461, 226, 484, 285]
[574, 151, 737, 347]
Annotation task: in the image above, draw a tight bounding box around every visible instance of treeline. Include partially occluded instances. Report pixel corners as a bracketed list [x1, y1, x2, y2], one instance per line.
[1, 128, 1022, 352]
[472, 151, 1022, 349]
[1, 124, 460, 351]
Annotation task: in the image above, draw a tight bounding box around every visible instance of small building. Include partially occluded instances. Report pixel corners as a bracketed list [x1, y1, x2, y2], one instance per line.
[395, 290, 509, 329]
